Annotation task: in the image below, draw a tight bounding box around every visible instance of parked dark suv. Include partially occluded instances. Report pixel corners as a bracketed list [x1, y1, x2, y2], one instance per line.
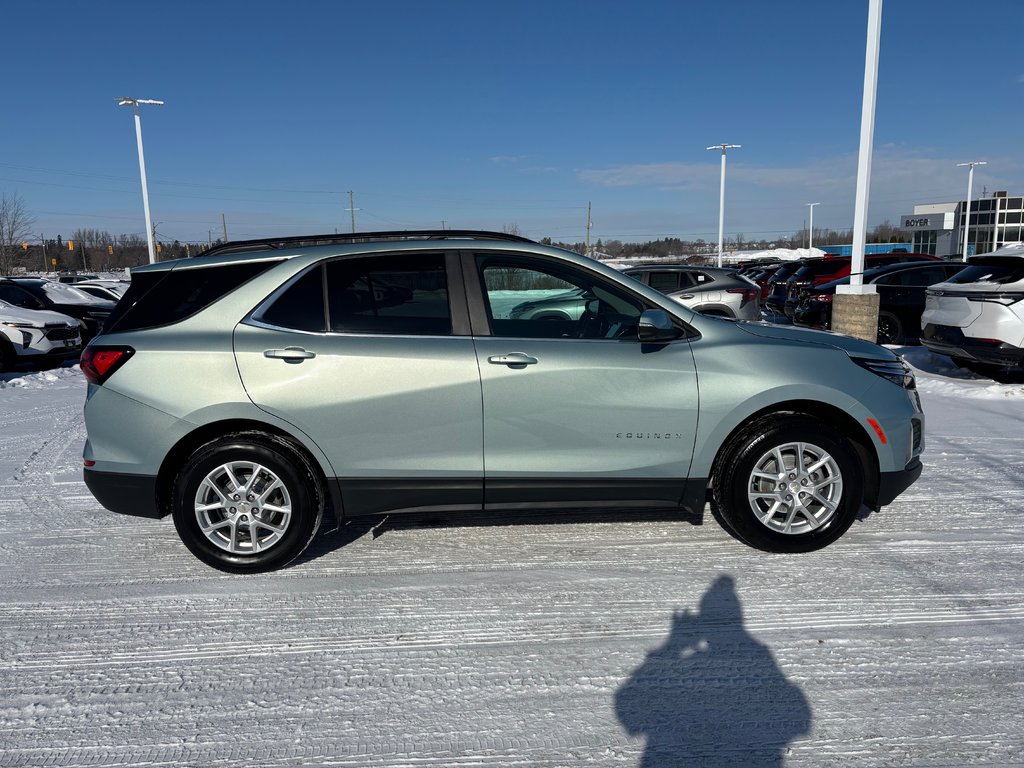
[793, 261, 966, 344]
[0, 277, 115, 343]
[781, 253, 940, 319]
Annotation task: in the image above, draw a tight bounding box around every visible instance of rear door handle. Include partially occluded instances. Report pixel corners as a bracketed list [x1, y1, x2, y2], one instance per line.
[264, 346, 316, 363]
[488, 352, 538, 367]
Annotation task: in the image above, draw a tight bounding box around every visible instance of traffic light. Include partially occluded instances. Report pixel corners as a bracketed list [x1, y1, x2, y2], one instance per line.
[108, 245, 114, 255]
[68, 240, 74, 251]
[21, 241, 28, 250]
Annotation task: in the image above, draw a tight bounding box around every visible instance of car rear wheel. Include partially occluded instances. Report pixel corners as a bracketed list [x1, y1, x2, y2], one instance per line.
[172, 433, 323, 573]
[712, 417, 863, 552]
[876, 311, 903, 345]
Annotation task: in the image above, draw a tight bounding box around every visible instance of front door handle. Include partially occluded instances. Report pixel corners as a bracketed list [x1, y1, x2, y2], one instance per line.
[488, 352, 538, 367]
[264, 347, 316, 363]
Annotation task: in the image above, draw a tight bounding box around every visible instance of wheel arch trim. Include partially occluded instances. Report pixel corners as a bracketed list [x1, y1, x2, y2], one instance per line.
[155, 419, 343, 528]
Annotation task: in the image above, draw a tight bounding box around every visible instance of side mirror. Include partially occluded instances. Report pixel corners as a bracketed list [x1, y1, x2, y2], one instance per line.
[637, 309, 680, 342]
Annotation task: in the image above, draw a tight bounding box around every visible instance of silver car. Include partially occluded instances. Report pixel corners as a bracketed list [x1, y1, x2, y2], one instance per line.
[82, 230, 924, 572]
[622, 265, 762, 320]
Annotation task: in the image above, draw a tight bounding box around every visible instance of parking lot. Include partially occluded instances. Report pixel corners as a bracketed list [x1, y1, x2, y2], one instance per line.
[1, 358, 1022, 767]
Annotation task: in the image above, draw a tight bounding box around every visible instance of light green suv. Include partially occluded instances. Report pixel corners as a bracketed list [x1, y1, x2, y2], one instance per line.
[82, 231, 924, 572]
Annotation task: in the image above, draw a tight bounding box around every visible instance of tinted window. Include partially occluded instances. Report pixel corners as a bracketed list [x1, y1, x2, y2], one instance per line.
[478, 256, 644, 340]
[947, 258, 1024, 285]
[259, 266, 326, 332]
[106, 260, 282, 333]
[0, 284, 41, 309]
[874, 266, 948, 286]
[325, 254, 450, 335]
[648, 272, 681, 291]
[796, 260, 849, 278]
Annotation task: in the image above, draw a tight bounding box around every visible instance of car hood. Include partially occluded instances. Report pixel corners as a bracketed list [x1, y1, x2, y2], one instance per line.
[0, 302, 80, 327]
[733, 320, 895, 359]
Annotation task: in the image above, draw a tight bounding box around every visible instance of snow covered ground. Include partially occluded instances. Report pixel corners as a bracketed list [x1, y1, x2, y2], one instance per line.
[1, 353, 1022, 767]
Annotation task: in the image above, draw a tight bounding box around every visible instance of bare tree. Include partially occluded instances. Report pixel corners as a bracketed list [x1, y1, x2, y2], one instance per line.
[0, 192, 36, 275]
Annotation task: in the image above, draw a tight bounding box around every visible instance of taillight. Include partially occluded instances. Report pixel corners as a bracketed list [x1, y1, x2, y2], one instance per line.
[728, 288, 759, 305]
[81, 346, 134, 385]
[813, 294, 834, 303]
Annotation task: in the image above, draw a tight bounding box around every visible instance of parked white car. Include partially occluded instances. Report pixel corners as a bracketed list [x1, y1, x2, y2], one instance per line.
[73, 280, 129, 303]
[0, 299, 82, 371]
[921, 242, 1024, 382]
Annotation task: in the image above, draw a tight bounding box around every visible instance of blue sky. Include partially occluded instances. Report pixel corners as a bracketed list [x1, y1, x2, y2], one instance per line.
[4, 0, 1022, 245]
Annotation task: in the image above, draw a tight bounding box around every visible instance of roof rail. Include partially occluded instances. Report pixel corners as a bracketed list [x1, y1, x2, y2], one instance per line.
[197, 229, 534, 258]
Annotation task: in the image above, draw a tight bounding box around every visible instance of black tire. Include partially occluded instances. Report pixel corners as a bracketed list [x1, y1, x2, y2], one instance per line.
[712, 417, 864, 553]
[0, 340, 13, 372]
[876, 311, 903, 345]
[172, 432, 323, 573]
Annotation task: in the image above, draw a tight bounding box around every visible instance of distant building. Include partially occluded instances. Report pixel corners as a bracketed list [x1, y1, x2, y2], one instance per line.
[900, 192, 1024, 256]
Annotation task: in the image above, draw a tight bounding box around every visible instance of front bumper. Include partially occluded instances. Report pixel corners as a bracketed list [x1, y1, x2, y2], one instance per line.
[876, 457, 923, 508]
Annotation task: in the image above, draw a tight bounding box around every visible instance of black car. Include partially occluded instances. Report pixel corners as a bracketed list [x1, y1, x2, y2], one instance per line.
[792, 261, 966, 344]
[781, 253, 940, 320]
[762, 261, 808, 316]
[0, 278, 116, 343]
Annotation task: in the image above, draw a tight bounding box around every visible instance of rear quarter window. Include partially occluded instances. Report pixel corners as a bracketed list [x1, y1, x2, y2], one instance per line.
[106, 260, 283, 333]
[946, 259, 1024, 285]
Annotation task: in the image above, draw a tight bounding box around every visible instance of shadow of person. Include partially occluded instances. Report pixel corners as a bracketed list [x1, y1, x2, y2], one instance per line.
[616, 576, 811, 767]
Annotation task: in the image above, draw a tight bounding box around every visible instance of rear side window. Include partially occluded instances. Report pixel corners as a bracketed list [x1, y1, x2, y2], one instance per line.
[648, 272, 681, 291]
[946, 258, 1024, 285]
[258, 266, 326, 332]
[326, 253, 451, 335]
[107, 260, 282, 333]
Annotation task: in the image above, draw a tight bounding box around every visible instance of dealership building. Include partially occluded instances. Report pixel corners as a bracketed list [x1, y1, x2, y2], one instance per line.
[900, 192, 1024, 256]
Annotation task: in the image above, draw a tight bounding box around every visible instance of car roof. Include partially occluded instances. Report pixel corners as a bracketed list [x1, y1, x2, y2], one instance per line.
[130, 230, 581, 275]
[623, 264, 734, 274]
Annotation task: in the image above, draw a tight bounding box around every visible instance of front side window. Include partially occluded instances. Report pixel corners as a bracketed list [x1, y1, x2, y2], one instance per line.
[478, 256, 644, 340]
[326, 253, 451, 335]
[0, 285, 41, 309]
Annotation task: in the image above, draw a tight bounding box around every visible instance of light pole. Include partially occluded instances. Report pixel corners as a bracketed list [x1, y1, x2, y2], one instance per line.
[706, 143, 740, 267]
[957, 161, 987, 261]
[116, 97, 164, 264]
[806, 203, 820, 251]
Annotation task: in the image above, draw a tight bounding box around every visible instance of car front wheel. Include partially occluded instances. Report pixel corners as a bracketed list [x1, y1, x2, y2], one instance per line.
[172, 433, 323, 573]
[713, 418, 863, 552]
[876, 311, 903, 345]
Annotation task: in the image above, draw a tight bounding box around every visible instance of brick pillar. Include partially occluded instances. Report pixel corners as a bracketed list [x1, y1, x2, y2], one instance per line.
[832, 292, 880, 343]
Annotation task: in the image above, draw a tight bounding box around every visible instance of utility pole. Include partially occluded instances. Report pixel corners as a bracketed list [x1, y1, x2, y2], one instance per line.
[40, 233, 47, 273]
[222, 213, 228, 242]
[346, 191, 360, 233]
[957, 161, 987, 261]
[833, 0, 882, 343]
[585, 202, 592, 257]
[706, 143, 741, 267]
[116, 97, 164, 264]
[806, 203, 820, 250]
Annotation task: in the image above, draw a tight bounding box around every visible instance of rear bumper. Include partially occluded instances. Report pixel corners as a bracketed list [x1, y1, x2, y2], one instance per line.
[84, 469, 162, 518]
[876, 457, 923, 508]
[921, 324, 1024, 366]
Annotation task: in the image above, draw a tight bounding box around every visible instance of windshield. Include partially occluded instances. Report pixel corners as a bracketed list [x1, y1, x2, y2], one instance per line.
[39, 281, 100, 304]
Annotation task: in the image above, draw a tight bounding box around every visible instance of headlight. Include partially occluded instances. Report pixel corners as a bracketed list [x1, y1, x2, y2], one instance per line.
[853, 357, 916, 389]
[1, 321, 40, 329]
